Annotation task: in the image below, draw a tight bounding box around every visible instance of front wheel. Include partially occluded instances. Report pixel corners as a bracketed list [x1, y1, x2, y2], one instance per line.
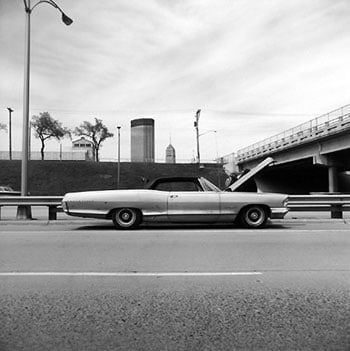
[239, 206, 268, 228]
[112, 208, 141, 229]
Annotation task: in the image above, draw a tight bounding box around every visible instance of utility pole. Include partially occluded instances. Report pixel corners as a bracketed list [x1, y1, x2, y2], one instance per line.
[194, 109, 201, 164]
[7, 107, 13, 160]
[117, 126, 121, 189]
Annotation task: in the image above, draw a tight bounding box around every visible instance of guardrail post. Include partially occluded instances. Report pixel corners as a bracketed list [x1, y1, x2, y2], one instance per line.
[330, 204, 343, 219]
[16, 205, 32, 220]
[48, 206, 57, 220]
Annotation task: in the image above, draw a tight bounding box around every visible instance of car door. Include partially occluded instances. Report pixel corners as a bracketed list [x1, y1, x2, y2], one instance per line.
[219, 191, 245, 221]
[167, 191, 220, 222]
[150, 178, 220, 223]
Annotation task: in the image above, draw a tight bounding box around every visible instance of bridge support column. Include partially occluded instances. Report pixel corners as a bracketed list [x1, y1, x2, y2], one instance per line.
[328, 166, 338, 193]
[328, 166, 342, 218]
[314, 154, 342, 218]
[314, 153, 339, 193]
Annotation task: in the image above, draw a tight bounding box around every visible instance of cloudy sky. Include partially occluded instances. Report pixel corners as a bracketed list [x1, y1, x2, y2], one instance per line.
[1, 0, 350, 162]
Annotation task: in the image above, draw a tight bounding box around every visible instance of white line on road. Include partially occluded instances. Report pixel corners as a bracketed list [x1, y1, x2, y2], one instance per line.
[0, 272, 262, 277]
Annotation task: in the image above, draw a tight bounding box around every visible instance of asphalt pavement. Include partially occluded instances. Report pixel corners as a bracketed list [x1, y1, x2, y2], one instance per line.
[1, 218, 350, 350]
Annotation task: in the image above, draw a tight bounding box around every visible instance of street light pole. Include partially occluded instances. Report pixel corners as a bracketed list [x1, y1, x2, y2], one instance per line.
[28, 121, 31, 160]
[117, 126, 121, 189]
[18, 0, 73, 219]
[21, 0, 31, 198]
[7, 108, 13, 160]
[194, 109, 201, 164]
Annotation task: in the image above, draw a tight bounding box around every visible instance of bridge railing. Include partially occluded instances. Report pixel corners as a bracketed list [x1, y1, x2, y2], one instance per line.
[237, 104, 350, 163]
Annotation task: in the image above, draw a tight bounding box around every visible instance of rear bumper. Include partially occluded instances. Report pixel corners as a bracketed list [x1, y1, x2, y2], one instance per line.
[61, 201, 108, 219]
[270, 207, 289, 219]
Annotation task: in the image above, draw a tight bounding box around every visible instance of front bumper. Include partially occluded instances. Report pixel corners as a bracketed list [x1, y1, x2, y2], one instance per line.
[270, 207, 289, 219]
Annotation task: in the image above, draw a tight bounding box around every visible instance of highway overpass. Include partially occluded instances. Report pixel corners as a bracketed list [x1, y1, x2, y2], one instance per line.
[229, 105, 350, 194]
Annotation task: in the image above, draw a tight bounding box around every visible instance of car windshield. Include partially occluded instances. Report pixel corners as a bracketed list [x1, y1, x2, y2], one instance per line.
[199, 177, 221, 192]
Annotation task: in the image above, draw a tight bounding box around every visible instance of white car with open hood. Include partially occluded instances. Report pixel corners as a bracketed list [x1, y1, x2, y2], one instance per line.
[62, 159, 288, 229]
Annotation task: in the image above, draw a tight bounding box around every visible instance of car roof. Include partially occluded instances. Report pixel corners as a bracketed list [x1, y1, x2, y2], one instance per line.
[145, 177, 201, 189]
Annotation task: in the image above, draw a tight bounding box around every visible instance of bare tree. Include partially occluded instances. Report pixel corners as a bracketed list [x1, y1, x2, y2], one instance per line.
[74, 118, 113, 162]
[31, 112, 71, 160]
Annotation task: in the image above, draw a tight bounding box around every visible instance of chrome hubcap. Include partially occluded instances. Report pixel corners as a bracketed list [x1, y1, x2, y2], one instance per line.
[120, 211, 131, 222]
[249, 211, 259, 221]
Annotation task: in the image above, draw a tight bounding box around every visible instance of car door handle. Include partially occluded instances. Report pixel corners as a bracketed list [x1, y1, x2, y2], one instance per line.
[170, 195, 178, 198]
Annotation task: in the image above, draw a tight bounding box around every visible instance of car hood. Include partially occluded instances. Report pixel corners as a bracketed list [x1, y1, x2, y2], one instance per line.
[227, 157, 275, 192]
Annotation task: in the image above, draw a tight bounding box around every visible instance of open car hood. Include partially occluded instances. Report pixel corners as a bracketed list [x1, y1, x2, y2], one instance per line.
[226, 157, 275, 192]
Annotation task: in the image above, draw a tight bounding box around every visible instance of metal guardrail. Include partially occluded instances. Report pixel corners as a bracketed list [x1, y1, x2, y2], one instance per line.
[237, 104, 350, 163]
[0, 196, 63, 220]
[287, 194, 350, 218]
[1, 194, 350, 220]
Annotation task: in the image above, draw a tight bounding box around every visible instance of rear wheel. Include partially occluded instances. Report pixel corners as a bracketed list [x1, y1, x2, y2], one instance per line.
[239, 205, 268, 228]
[112, 208, 141, 229]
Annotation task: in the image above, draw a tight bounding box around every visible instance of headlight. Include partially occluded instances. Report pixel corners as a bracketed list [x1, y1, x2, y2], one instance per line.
[62, 201, 69, 212]
[283, 198, 288, 207]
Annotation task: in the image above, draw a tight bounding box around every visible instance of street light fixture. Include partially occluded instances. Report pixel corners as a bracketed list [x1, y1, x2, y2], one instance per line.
[7, 108, 13, 160]
[18, 0, 73, 219]
[28, 0, 73, 25]
[199, 129, 218, 163]
[199, 129, 217, 138]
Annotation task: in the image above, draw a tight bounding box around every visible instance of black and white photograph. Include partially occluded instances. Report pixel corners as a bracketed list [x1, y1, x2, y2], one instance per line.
[0, 0, 350, 350]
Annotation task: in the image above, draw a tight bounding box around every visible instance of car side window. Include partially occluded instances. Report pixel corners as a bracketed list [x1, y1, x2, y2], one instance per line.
[154, 181, 202, 192]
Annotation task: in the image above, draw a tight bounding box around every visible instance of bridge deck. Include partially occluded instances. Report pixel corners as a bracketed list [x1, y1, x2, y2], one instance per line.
[237, 104, 350, 163]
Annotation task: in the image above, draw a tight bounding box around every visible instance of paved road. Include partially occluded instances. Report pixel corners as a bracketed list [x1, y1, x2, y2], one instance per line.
[1, 219, 350, 350]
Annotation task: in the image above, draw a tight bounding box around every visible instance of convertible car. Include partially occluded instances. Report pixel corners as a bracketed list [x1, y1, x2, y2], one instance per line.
[62, 176, 288, 229]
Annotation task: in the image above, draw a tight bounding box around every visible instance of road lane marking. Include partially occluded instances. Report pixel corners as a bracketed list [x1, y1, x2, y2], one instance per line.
[0, 272, 262, 277]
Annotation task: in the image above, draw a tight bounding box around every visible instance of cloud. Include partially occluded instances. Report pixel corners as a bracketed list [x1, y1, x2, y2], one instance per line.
[1, 0, 350, 162]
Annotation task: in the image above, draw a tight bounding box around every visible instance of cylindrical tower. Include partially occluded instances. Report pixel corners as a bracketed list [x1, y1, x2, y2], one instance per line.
[130, 118, 155, 162]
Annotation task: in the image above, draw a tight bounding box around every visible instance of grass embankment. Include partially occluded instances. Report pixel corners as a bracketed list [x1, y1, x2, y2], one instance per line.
[0, 160, 227, 195]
